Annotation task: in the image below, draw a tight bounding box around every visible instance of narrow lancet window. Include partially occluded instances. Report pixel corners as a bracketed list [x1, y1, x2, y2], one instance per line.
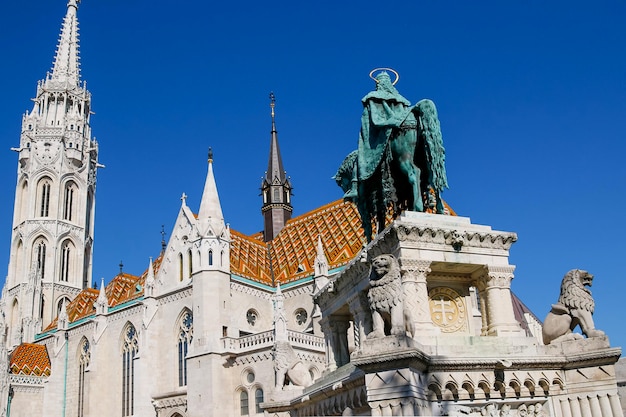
[178, 311, 193, 386]
[122, 324, 138, 417]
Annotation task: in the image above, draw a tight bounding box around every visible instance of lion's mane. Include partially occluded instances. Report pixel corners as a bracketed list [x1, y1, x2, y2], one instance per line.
[558, 269, 594, 313]
[368, 255, 403, 313]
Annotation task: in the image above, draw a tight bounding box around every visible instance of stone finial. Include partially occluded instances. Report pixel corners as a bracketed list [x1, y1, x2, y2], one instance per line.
[95, 278, 108, 315]
[314, 235, 329, 277]
[58, 299, 69, 330]
[272, 283, 287, 342]
[145, 257, 155, 297]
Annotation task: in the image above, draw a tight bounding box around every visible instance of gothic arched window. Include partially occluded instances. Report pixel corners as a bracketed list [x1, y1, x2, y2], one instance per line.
[38, 178, 51, 217]
[78, 338, 90, 417]
[37, 178, 52, 217]
[178, 253, 183, 282]
[122, 324, 138, 417]
[60, 241, 72, 282]
[255, 388, 264, 414]
[63, 181, 77, 221]
[35, 239, 47, 280]
[187, 250, 193, 278]
[208, 250, 213, 266]
[178, 310, 193, 386]
[239, 390, 249, 416]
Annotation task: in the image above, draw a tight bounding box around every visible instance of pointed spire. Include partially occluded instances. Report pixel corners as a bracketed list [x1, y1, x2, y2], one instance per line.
[51, 0, 81, 86]
[145, 257, 155, 297]
[272, 283, 287, 342]
[314, 236, 329, 277]
[58, 299, 69, 330]
[265, 92, 287, 184]
[197, 147, 225, 236]
[95, 278, 108, 315]
[261, 93, 293, 241]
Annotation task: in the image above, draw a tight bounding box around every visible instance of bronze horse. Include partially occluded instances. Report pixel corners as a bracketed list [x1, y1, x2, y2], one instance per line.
[335, 84, 448, 242]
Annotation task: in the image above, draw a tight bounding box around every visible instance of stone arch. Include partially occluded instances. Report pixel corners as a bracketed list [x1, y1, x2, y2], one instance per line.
[444, 381, 459, 401]
[236, 387, 250, 416]
[15, 179, 28, 224]
[509, 379, 521, 399]
[427, 382, 443, 402]
[31, 235, 50, 281]
[461, 381, 475, 400]
[523, 377, 536, 397]
[11, 237, 25, 287]
[478, 380, 491, 400]
[251, 384, 264, 414]
[10, 298, 20, 344]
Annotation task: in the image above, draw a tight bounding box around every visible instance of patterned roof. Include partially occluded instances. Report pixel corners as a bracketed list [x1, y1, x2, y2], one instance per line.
[231, 200, 365, 285]
[10, 343, 51, 376]
[43, 255, 163, 331]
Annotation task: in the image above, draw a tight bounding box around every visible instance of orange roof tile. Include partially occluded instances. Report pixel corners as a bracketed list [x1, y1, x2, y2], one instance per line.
[231, 200, 366, 285]
[43, 255, 164, 330]
[10, 343, 51, 376]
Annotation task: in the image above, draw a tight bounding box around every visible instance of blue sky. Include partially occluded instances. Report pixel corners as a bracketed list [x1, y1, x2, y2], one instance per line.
[0, 1, 625, 350]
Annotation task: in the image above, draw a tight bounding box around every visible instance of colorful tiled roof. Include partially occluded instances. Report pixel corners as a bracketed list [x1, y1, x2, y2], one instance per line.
[10, 343, 51, 376]
[231, 200, 365, 285]
[44, 255, 163, 330]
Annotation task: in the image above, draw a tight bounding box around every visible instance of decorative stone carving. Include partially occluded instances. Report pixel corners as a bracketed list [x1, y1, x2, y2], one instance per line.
[273, 341, 312, 389]
[367, 254, 405, 338]
[428, 286, 467, 333]
[542, 269, 605, 345]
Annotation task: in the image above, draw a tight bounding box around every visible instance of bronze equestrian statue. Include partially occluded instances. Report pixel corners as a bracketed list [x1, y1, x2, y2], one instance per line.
[335, 69, 448, 241]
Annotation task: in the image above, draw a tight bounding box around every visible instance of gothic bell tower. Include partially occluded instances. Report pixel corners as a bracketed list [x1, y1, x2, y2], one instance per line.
[260, 93, 293, 241]
[3, 0, 99, 346]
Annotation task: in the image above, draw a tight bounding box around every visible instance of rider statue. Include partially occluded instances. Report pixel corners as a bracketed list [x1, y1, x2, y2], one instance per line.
[336, 69, 448, 240]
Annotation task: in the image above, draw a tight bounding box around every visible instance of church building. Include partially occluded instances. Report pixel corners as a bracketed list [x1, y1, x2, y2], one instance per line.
[0, 2, 623, 417]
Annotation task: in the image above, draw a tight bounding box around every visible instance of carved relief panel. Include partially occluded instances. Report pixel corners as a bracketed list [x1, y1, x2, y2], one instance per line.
[428, 286, 467, 333]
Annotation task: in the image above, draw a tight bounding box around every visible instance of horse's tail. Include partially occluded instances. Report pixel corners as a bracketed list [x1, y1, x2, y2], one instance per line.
[414, 99, 449, 192]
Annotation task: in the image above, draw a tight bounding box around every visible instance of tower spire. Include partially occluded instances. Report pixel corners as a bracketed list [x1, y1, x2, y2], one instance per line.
[51, 0, 82, 86]
[261, 93, 293, 242]
[3, 0, 99, 345]
[197, 147, 225, 236]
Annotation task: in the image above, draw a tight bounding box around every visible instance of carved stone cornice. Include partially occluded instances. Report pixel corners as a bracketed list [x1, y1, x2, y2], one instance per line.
[151, 392, 187, 412]
[393, 223, 517, 251]
[230, 282, 272, 300]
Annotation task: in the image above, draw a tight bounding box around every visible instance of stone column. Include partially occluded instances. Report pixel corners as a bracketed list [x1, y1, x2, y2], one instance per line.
[333, 319, 350, 367]
[347, 292, 371, 351]
[399, 259, 433, 337]
[474, 265, 522, 336]
[319, 317, 337, 372]
[320, 315, 351, 370]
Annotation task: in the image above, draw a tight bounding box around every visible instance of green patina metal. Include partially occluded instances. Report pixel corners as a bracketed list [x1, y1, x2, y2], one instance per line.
[335, 70, 448, 241]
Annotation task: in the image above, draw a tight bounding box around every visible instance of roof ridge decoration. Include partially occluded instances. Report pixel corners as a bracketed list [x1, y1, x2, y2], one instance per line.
[50, 0, 81, 86]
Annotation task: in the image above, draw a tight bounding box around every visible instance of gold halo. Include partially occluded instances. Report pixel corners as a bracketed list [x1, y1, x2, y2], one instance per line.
[369, 68, 399, 85]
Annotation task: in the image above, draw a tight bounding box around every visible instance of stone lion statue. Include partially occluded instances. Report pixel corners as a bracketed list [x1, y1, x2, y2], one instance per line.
[273, 341, 312, 389]
[542, 269, 605, 345]
[367, 254, 405, 338]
